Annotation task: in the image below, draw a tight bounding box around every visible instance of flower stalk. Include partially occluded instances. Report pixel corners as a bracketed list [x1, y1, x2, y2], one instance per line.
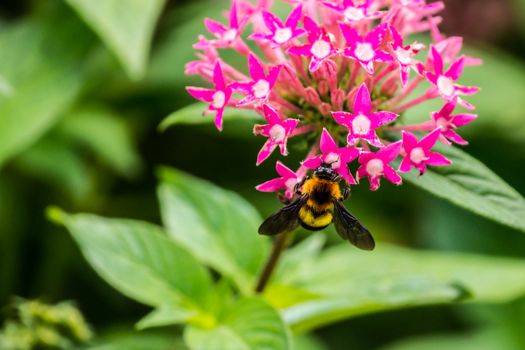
[255, 231, 293, 293]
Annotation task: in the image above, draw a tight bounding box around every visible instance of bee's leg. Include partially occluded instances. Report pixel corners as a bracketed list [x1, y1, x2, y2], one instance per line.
[294, 176, 308, 195]
[342, 182, 351, 201]
[278, 193, 291, 204]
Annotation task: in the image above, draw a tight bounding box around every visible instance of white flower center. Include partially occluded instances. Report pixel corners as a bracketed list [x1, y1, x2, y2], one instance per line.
[311, 40, 331, 59]
[355, 43, 375, 62]
[344, 7, 365, 21]
[437, 76, 455, 97]
[409, 147, 427, 164]
[325, 152, 341, 168]
[269, 124, 286, 142]
[395, 47, 412, 65]
[352, 114, 371, 135]
[273, 27, 293, 44]
[252, 79, 270, 98]
[436, 117, 449, 131]
[222, 29, 237, 42]
[366, 158, 384, 177]
[211, 91, 226, 109]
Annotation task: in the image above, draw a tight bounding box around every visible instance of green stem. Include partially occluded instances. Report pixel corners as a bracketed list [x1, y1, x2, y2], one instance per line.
[255, 231, 292, 293]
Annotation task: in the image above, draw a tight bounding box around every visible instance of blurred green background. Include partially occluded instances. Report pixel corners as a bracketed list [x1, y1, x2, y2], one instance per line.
[1, 0, 525, 349]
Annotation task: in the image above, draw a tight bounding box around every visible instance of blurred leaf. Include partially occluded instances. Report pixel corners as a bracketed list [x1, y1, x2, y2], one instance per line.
[65, 0, 165, 80]
[159, 103, 261, 131]
[13, 137, 93, 202]
[57, 105, 142, 178]
[400, 145, 525, 233]
[276, 244, 525, 333]
[137, 306, 197, 331]
[89, 331, 185, 350]
[50, 210, 212, 314]
[292, 334, 329, 350]
[184, 298, 291, 350]
[157, 167, 269, 294]
[0, 7, 94, 168]
[381, 328, 521, 350]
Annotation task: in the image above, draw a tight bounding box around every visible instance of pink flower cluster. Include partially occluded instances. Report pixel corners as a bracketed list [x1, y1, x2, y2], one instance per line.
[186, 0, 480, 195]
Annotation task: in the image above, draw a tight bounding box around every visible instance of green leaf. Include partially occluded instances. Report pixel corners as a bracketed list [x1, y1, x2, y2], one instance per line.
[0, 7, 94, 168]
[159, 103, 262, 131]
[88, 331, 186, 350]
[136, 305, 198, 330]
[57, 105, 142, 178]
[65, 0, 165, 80]
[400, 145, 525, 233]
[50, 210, 212, 312]
[276, 243, 525, 333]
[184, 298, 291, 350]
[157, 167, 269, 294]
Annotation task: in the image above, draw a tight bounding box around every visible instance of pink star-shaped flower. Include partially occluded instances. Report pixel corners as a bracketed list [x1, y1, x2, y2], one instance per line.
[256, 161, 306, 199]
[424, 46, 479, 109]
[186, 62, 232, 131]
[288, 16, 338, 72]
[302, 128, 360, 184]
[340, 23, 393, 74]
[431, 100, 477, 145]
[357, 141, 403, 191]
[249, 5, 306, 47]
[253, 104, 299, 165]
[389, 25, 424, 86]
[332, 83, 398, 147]
[202, 0, 246, 48]
[399, 128, 451, 175]
[233, 54, 282, 106]
[321, 0, 383, 23]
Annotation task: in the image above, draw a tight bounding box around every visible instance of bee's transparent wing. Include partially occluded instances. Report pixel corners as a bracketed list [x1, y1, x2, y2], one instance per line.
[258, 196, 307, 236]
[333, 200, 375, 250]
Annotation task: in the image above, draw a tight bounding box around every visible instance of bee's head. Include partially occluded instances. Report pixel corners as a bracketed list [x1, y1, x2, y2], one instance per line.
[313, 163, 338, 181]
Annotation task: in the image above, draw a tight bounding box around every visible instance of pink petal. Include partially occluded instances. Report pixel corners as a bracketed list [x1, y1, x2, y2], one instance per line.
[263, 104, 282, 124]
[452, 113, 477, 127]
[427, 152, 452, 166]
[366, 132, 384, 148]
[353, 83, 372, 115]
[229, 0, 239, 29]
[431, 46, 443, 74]
[303, 156, 322, 169]
[379, 140, 402, 162]
[437, 100, 456, 118]
[373, 111, 398, 126]
[267, 65, 282, 86]
[339, 147, 360, 163]
[419, 128, 441, 150]
[262, 10, 281, 31]
[214, 108, 225, 131]
[248, 54, 265, 80]
[332, 111, 351, 126]
[369, 176, 381, 191]
[399, 157, 412, 173]
[275, 161, 296, 178]
[186, 87, 215, 102]
[339, 23, 361, 45]
[443, 129, 468, 145]
[303, 16, 320, 41]
[456, 85, 480, 95]
[213, 62, 225, 88]
[288, 44, 313, 57]
[366, 23, 387, 48]
[375, 51, 394, 62]
[256, 140, 278, 165]
[256, 178, 284, 192]
[320, 128, 338, 153]
[446, 57, 464, 80]
[402, 131, 418, 151]
[286, 5, 303, 28]
[205, 19, 227, 35]
[384, 166, 402, 185]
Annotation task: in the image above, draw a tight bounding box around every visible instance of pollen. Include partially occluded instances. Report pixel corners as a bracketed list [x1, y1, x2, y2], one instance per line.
[253, 79, 270, 98]
[269, 124, 286, 142]
[352, 114, 372, 135]
[311, 39, 330, 59]
[366, 158, 384, 177]
[274, 27, 293, 44]
[222, 29, 237, 42]
[437, 75, 455, 97]
[211, 91, 226, 109]
[355, 43, 375, 61]
[409, 147, 427, 164]
[344, 7, 365, 21]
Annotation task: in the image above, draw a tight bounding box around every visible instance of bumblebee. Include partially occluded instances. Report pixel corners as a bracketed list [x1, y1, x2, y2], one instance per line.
[258, 163, 375, 250]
